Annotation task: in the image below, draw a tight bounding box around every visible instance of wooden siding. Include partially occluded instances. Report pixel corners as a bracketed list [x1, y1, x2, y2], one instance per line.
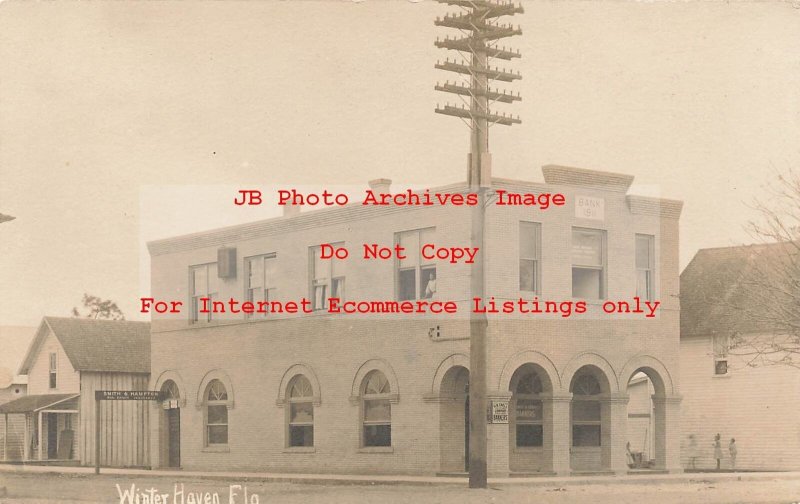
[79, 372, 150, 467]
[681, 334, 800, 470]
[0, 414, 25, 460]
[27, 329, 80, 396]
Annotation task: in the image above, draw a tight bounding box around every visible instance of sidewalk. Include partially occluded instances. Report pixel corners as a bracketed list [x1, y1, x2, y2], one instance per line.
[1, 463, 799, 488]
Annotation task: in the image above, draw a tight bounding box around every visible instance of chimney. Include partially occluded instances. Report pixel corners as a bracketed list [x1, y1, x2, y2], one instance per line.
[283, 204, 300, 217]
[368, 178, 392, 194]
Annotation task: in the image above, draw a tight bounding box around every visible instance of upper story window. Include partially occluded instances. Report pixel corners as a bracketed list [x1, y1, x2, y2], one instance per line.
[636, 234, 655, 300]
[48, 352, 57, 389]
[310, 243, 345, 311]
[190, 263, 218, 323]
[713, 333, 729, 375]
[572, 228, 606, 300]
[246, 254, 277, 318]
[519, 222, 541, 293]
[204, 379, 228, 446]
[362, 370, 392, 447]
[396, 228, 436, 301]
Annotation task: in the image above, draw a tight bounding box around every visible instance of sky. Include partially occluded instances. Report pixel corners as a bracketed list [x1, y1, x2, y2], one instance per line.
[1, 0, 799, 336]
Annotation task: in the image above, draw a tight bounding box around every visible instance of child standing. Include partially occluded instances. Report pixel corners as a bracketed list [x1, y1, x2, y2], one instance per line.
[729, 438, 737, 470]
[687, 434, 699, 470]
[713, 433, 723, 471]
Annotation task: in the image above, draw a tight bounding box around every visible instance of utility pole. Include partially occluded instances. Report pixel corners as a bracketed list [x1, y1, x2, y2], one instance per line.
[434, 0, 523, 489]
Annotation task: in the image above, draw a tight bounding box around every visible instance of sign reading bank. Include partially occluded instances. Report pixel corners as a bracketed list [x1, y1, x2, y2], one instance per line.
[575, 195, 605, 221]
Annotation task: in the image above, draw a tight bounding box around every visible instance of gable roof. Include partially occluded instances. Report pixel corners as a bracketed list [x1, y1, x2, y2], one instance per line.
[681, 242, 796, 337]
[19, 317, 150, 375]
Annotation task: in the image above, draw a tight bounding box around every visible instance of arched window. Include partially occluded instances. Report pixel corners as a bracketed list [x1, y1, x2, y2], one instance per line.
[205, 379, 228, 446]
[161, 380, 180, 402]
[513, 369, 543, 447]
[362, 370, 391, 447]
[571, 373, 602, 447]
[288, 375, 314, 447]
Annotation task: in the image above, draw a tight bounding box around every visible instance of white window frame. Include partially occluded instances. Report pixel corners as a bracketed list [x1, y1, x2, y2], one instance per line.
[519, 221, 542, 294]
[48, 352, 57, 389]
[570, 374, 602, 448]
[309, 243, 345, 311]
[635, 234, 655, 300]
[361, 371, 392, 448]
[511, 369, 544, 449]
[287, 375, 315, 448]
[204, 380, 228, 447]
[571, 227, 607, 300]
[713, 333, 729, 376]
[190, 262, 218, 323]
[395, 228, 436, 301]
[244, 253, 277, 318]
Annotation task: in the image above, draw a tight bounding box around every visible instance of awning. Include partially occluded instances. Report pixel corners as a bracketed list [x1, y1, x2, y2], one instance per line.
[0, 394, 79, 414]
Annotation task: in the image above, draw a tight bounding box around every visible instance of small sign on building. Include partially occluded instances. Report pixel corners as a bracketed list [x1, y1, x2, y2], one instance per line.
[95, 390, 163, 401]
[575, 195, 605, 221]
[488, 400, 509, 424]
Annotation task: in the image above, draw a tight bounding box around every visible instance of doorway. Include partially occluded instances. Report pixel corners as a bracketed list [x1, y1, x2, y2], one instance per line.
[167, 408, 181, 468]
[438, 366, 469, 473]
[464, 383, 470, 472]
[160, 379, 182, 468]
[46, 413, 58, 459]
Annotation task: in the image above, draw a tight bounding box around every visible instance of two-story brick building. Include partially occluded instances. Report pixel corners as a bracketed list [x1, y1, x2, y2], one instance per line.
[146, 165, 683, 476]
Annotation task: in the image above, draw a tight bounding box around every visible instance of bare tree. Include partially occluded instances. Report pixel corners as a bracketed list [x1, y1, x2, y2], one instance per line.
[71, 293, 125, 321]
[721, 170, 800, 368]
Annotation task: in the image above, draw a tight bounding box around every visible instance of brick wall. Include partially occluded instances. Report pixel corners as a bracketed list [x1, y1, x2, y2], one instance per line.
[147, 170, 682, 475]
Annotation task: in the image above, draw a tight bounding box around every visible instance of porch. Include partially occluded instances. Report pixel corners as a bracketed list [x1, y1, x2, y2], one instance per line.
[0, 394, 79, 464]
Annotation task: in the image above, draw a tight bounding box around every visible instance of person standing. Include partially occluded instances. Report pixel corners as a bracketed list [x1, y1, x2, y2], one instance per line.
[713, 433, 723, 471]
[687, 434, 699, 470]
[729, 438, 737, 470]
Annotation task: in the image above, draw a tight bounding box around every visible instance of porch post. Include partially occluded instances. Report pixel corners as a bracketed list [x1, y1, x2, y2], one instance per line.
[38, 410, 43, 461]
[3, 413, 8, 461]
[22, 414, 29, 461]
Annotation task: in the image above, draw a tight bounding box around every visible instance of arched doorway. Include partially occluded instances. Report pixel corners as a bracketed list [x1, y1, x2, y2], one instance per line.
[569, 365, 611, 472]
[439, 366, 469, 473]
[160, 380, 181, 468]
[508, 364, 553, 473]
[625, 367, 667, 470]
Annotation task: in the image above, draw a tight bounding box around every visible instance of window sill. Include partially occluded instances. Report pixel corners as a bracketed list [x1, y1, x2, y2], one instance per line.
[358, 446, 394, 454]
[202, 445, 230, 453]
[283, 447, 316, 454]
[711, 373, 731, 379]
[570, 446, 601, 452]
[513, 447, 544, 453]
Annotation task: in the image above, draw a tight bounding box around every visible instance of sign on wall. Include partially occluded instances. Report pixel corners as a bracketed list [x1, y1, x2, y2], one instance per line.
[575, 195, 605, 221]
[95, 390, 163, 401]
[489, 400, 509, 424]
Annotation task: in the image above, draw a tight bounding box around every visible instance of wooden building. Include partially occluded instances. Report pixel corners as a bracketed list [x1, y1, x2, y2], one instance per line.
[0, 317, 150, 467]
[681, 244, 800, 470]
[0, 375, 27, 461]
